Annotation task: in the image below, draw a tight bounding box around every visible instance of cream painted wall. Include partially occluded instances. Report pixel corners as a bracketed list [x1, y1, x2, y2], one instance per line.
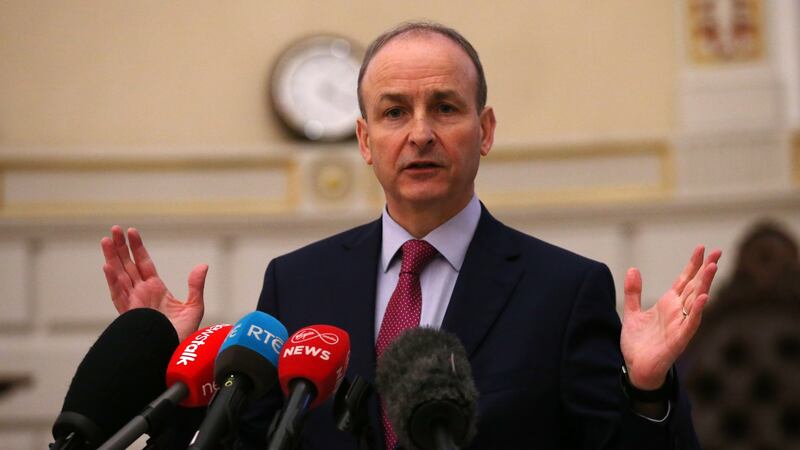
[0, 0, 676, 156]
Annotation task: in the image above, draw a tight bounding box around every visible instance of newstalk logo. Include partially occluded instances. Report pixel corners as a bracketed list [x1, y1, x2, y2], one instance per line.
[175, 324, 228, 366]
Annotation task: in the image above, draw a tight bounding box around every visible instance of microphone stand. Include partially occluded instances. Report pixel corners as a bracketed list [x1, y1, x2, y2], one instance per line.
[50, 432, 87, 450]
[332, 376, 377, 450]
[267, 380, 315, 450]
[432, 423, 458, 450]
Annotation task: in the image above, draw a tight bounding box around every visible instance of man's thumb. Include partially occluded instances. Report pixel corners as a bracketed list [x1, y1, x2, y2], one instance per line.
[623, 267, 643, 317]
[187, 264, 209, 303]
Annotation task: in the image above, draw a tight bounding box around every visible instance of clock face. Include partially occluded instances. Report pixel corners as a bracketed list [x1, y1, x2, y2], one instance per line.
[271, 36, 363, 141]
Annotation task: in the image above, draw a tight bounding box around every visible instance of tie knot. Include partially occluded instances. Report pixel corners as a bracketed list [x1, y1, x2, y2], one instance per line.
[400, 239, 438, 275]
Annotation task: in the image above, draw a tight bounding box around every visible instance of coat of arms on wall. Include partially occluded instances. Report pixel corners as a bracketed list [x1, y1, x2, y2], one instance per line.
[687, 0, 764, 64]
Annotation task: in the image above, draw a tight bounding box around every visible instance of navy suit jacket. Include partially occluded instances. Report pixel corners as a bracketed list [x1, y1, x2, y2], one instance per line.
[242, 206, 700, 449]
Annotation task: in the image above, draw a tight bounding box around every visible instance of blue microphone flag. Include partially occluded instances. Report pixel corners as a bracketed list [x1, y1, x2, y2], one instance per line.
[217, 311, 287, 371]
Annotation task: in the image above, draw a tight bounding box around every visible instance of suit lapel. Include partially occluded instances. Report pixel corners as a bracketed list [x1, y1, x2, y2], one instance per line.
[334, 218, 382, 382]
[441, 206, 523, 358]
[332, 219, 386, 450]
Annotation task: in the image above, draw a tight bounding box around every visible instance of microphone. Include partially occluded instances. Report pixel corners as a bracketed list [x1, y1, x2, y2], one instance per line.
[333, 376, 376, 450]
[188, 311, 288, 449]
[97, 323, 232, 450]
[375, 327, 478, 450]
[50, 308, 179, 449]
[267, 325, 350, 450]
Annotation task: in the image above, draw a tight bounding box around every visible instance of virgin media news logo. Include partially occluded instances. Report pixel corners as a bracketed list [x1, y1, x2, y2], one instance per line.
[290, 328, 339, 345]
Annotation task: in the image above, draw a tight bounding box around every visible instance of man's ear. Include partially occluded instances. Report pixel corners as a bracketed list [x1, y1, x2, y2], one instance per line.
[356, 117, 373, 164]
[479, 106, 496, 157]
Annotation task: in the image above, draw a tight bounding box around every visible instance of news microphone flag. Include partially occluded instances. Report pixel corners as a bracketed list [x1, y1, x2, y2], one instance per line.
[214, 311, 287, 395]
[268, 325, 350, 450]
[189, 311, 288, 450]
[278, 324, 350, 409]
[167, 323, 232, 407]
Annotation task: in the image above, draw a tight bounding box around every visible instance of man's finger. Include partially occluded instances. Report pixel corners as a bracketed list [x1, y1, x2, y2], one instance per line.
[186, 264, 209, 306]
[623, 267, 643, 317]
[128, 228, 159, 279]
[671, 245, 704, 293]
[103, 263, 130, 314]
[677, 293, 709, 351]
[696, 262, 719, 297]
[111, 225, 142, 283]
[683, 262, 718, 315]
[101, 239, 133, 290]
[101, 235, 126, 273]
[705, 249, 722, 267]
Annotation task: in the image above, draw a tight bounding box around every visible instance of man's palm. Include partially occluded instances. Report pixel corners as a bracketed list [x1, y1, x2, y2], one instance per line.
[620, 246, 720, 390]
[101, 226, 207, 341]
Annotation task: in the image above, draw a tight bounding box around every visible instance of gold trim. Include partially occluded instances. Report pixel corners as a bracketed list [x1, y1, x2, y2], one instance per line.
[479, 140, 674, 208]
[0, 156, 291, 171]
[793, 130, 800, 186]
[0, 156, 299, 217]
[486, 140, 668, 161]
[481, 185, 671, 208]
[0, 170, 4, 210]
[0, 140, 674, 217]
[0, 200, 293, 219]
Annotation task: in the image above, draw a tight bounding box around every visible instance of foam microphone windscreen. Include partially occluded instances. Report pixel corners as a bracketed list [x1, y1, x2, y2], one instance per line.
[166, 323, 232, 407]
[56, 308, 179, 444]
[375, 327, 478, 450]
[278, 325, 350, 409]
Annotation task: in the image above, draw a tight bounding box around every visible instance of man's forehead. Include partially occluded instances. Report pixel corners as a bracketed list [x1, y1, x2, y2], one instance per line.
[362, 32, 477, 94]
[376, 89, 463, 103]
[369, 31, 468, 67]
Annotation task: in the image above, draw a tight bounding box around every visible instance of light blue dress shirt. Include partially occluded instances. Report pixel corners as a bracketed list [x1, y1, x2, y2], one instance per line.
[374, 194, 482, 340]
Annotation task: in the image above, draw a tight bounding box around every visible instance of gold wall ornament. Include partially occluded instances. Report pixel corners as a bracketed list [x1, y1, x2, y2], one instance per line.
[312, 160, 353, 201]
[687, 0, 765, 64]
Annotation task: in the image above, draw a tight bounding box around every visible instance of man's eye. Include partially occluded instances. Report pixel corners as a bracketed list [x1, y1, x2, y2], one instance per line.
[438, 103, 456, 114]
[385, 108, 404, 119]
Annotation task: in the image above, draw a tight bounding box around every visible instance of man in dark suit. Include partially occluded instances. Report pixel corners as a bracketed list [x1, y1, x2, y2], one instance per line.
[101, 22, 720, 449]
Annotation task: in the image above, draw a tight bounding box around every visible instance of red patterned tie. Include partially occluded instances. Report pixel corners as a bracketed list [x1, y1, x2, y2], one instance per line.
[376, 239, 438, 450]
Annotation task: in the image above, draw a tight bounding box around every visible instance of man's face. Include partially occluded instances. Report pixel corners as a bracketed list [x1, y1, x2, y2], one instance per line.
[356, 33, 495, 217]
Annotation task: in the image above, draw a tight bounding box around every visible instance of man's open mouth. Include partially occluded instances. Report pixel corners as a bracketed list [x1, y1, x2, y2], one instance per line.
[406, 161, 440, 169]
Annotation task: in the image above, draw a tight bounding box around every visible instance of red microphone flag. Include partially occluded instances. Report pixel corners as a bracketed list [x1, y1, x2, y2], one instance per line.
[166, 323, 232, 407]
[278, 325, 350, 409]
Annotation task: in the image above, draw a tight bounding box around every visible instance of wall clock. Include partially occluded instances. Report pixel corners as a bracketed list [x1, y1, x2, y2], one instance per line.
[270, 35, 363, 141]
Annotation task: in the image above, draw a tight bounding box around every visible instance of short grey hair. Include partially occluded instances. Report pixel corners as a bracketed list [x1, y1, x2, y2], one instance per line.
[357, 21, 487, 119]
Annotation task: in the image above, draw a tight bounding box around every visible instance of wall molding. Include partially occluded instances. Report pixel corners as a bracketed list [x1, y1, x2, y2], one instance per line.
[0, 138, 679, 218]
[794, 129, 800, 185]
[0, 156, 299, 218]
[480, 139, 674, 208]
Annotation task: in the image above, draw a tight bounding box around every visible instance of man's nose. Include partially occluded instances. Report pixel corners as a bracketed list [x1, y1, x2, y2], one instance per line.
[408, 116, 434, 150]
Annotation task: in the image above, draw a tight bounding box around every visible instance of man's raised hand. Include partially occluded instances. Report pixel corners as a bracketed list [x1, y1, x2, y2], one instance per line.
[101, 225, 207, 341]
[620, 245, 722, 391]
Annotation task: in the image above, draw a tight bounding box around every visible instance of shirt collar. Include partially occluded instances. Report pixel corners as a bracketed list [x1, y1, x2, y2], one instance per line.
[381, 194, 481, 273]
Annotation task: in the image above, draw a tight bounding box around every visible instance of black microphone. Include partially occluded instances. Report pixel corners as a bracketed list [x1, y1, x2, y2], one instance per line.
[97, 323, 232, 450]
[375, 327, 478, 450]
[188, 311, 287, 449]
[50, 308, 179, 449]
